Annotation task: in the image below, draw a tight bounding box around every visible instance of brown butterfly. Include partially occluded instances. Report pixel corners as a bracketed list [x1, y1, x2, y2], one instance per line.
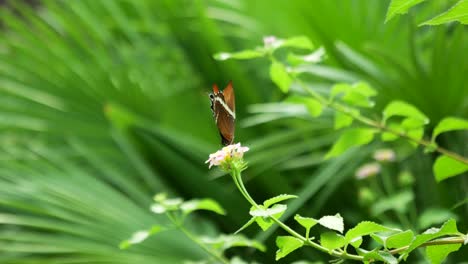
[209, 81, 235, 146]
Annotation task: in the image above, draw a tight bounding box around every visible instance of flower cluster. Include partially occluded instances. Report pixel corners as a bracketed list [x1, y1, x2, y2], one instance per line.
[206, 143, 249, 170]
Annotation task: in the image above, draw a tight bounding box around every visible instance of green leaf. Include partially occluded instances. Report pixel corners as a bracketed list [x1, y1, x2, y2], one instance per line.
[386, 230, 414, 249]
[418, 208, 458, 230]
[385, 0, 426, 22]
[432, 117, 468, 142]
[275, 236, 304, 260]
[330, 82, 376, 107]
[330, 83, 351, 100]
[180, 198, 226, 215]
[381, 123, 401, 142]
[251, 204, 287, 231]
[213, 49, 265, 61]
[350, 236, 363, 248]
[320, 232, 346, 251]
[263, 194, 298, 208]
[325, 128, 376, 159]
[371, 190, 414, 216]
[250, 204, 287, 217]
[119, 226, 162, 249]
[402, 219, 459, 260]
[234, 217, 257, 234]
[334, 111, 355, 129]
[427, 244, 462, 264]
[270, 61, 292, 93]
[345, 221, 395, 244]
[433, 155, 468, 182]
[282, 36, 314, 50]
[421, 0, 468, 25]
[294, 214, 318, 230]
[383, 100, 429, 125]
[318, 214, 344, 233]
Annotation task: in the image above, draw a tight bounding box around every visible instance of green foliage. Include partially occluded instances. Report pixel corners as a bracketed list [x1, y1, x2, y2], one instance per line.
[275, 236, 304, 260]
[431, 117, 468, 142]
[325, 128, 377, 159]
[386, 0, 426, 22]
[433, 155, 468, 181]
[421, 0, 468, 25]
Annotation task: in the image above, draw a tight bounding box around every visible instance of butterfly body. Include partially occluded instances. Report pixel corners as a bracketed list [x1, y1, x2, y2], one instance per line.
[209, 81, 235, 145]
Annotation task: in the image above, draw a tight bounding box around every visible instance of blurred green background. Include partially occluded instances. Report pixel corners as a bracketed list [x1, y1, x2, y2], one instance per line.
[0, 0, 467, 263]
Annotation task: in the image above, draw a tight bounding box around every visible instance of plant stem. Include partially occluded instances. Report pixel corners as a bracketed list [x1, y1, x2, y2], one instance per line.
[230, 164, 467, 262]
[296, 80, 468, 165]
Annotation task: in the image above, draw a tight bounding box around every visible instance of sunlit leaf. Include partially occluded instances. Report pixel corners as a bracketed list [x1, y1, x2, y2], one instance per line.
[402, 219, 459, 260]
[270, 61, 292, 93]
[275, 236, 304, 260]
[263, 194, 298, 208]
[427, 244, 462, 264]
[180, 198, 226, 215]
[119, 226, 163, 249]
[345, 221, 395, 244]
[318, 214, 344, 233]
[294, 214, 318, 231]
[325, 128, 376, 159]
[320, 232, 345, 251]
[385, 0, 426, 22]
[421, 0, 468, 25]
[431, 117, 468, 142]
[433, 155, 468, 182]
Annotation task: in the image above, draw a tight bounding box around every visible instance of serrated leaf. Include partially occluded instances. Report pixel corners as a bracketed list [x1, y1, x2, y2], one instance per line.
[213, 50, 265, 61]
[334, 111, 355, 129]
[282, 36, 314, 50]
[119, 226, 162, 249]
[294, 214, 318, 230]
[275, 236, 304, 260]
[433, 155, 468, 182]
[325, 128, 376, 159]
[418, 208, 458, 230]
[371, 190, 414, 216]
[432, 117, 468, 142]
[427, 244, 462, 264]
[180, 198, 226, 215]
[345, 221, 395, 244]
[234, 217, 257, 234]
[270, 61, 292, 93]
[318, 214, 344, 233]
[402, 219, 459, 260]
[386, 230, 414, 249]
[421, 0, 468, 25]
[385, 0, 426, 22]
[254, 216, 275, 231]
[263, 194, 298, 208]
[320, 232, 345, 251]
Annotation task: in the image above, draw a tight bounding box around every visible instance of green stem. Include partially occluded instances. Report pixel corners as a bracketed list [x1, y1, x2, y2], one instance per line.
[295, 80, 468, 165]
[229, 163, 467, 262]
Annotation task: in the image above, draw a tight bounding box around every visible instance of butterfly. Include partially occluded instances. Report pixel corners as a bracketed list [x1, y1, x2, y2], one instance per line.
[209, 81, 235, 146]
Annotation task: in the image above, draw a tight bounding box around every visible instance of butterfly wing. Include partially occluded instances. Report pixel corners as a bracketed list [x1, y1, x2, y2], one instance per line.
[210, 82, 236, 145]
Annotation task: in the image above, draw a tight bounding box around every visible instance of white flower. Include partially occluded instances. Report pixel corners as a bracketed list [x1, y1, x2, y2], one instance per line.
[373, 149, 396, 162]
[206, 143, 249, 169]
[355, 163, 381, 180]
